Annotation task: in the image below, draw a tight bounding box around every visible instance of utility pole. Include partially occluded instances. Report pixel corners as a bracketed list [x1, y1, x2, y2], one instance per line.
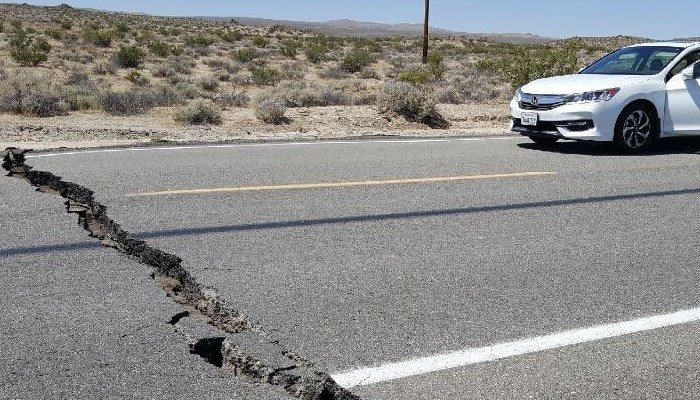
[422, 0, 430, 63]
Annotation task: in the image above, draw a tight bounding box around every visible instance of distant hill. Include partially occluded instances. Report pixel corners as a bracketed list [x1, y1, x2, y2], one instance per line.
[200, 16, 552, 43]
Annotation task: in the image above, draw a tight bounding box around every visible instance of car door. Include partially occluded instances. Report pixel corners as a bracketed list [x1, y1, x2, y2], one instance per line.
[665, 55, 700, 135]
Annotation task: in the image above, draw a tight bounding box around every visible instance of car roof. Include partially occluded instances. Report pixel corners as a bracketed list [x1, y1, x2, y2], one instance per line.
[628, 41, 700, 49]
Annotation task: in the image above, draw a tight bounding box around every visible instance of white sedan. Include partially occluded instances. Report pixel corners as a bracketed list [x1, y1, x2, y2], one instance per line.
[510, 42, 700, 151]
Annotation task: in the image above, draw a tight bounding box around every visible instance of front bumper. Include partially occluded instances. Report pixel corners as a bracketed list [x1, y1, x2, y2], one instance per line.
[509, 98, 618, 142]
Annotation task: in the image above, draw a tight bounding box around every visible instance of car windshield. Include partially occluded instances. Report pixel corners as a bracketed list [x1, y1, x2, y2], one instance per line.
[581, 46, 684, 75]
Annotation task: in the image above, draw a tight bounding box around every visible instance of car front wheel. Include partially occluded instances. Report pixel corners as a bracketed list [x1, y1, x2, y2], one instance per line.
[614, 106, 656, 152]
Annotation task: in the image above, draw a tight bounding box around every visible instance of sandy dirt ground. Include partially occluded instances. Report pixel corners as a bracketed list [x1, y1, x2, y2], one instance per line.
[0, 103, 511, 150]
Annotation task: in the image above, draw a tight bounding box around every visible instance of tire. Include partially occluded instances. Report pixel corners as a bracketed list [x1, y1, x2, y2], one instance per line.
[614, 104, 658, 152]
[529, 136, 559, 145]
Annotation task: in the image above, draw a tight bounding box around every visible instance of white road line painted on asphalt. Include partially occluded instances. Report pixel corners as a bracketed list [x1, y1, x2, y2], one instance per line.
[25, 136, 519, 158]
[331, 307, 700, 388]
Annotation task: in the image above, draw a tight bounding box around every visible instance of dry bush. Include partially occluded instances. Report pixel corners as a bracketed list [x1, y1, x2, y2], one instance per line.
[64, 69, 101, 111]
[254, 98, 287, 124]
[101, 90, 153, 115]
[198, 75, 220, 91]
[175, 99, 222, 125]
[101, 85, 181, 115]
[174, 81, 200, 99]
[164, 55, 196, 74]
[125, 71, 150, 86]
[435, 70, 508, 103]
[0, 71, 68, 117]
[377, 81, 447, 128]
[319, 67, 351, 80]
[92, 60, 118, 75]
[250, 66, 280, 85]
[259, 81, 350, 107]
[235, 48, 258, 63]
[279, 62, 306, 80]
[214, 91, 250, 108]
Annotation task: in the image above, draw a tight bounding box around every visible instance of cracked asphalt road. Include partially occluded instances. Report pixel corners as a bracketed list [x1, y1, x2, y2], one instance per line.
[4, 136, 700, 399]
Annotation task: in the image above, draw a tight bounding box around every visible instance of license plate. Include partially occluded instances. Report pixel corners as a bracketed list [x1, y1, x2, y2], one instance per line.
[521, 112, 539, 126]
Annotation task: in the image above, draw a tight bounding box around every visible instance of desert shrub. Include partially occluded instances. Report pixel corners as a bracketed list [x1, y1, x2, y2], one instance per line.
[101, 90, 152, 115]
[114, 22, 130, 35]
[170, 45, 185, 56]
[164, 55, 195, 74]
[0, 72, 68, 117]
[62, 71, 100, 111]
[281, 43, 298, 59]
[92, 60, 118, 75]
[215, 71, 231, 82]
[66, 70, 91, 86]
[101, 85, 181, 115]
[252, 36, 270, 48]
[477, 46, 579, 89]
[427, 52, 446, 79]
[224, 62, 243, 74]
[359, 67, 380, 80]
[305, 44, 327, 64]
[125, 71, 149, 86]
[435, 70, 506, 103]
[149, 85, 182, 107]
[148, 40, 170, 57]
[174, 81, 199, 99]
[377, 81, 444, 127]
[8, 29, 51, 66]
[45, 28, 63, 40]
[235, 48, 258, 63]
[260, 81, 350, 107]
[198, 75, 220, 91]
[60, 20, 73, 31]
[153, 63, 176, 78]
[218, 29, 243, 43]
[397, 69, 434, 85]
[214, 91, 250, 107]
[205, 57, 228, 69]
[250, 66, 280, 85]
[319, 67, 351, 80]
[175, 99, 222, 125]
[185, 33, 216, 48]
[279, 62, 306, 80]
[340, 49, 374, 73]
[83, 29, 113, 47]
[115, 45, 145, 68]
[254, 98, 287, 124]
[135, 30, 156, 45]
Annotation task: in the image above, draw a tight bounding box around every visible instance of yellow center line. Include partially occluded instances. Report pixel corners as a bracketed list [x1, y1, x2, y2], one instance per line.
[125, 171, 558, 198]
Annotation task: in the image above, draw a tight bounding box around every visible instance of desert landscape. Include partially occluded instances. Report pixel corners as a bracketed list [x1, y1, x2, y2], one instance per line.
[0, 3, 649, 149]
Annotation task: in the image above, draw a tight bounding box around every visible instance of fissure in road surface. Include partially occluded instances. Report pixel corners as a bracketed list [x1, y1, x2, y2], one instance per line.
[2, 148, 359, 400]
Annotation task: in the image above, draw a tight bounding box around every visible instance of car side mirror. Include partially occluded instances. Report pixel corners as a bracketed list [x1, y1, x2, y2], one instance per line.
[681, 63, 700, 80]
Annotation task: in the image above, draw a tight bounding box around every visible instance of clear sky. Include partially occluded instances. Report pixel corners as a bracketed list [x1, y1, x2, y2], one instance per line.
[3, 0, 699, 39]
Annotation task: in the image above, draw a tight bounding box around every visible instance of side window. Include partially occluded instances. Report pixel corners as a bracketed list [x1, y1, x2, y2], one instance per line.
[669, 51, 700, 78]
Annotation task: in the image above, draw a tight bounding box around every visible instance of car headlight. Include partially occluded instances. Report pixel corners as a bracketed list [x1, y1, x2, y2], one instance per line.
[513, 88, 523, 103]
[566, 88, 620, 103]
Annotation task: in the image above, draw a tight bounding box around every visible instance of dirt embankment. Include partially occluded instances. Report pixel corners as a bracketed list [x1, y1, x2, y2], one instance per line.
[0, 103, 511, 150]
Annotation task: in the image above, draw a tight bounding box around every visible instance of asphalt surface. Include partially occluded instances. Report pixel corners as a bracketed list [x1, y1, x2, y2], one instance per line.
[3, 136, 700, 398]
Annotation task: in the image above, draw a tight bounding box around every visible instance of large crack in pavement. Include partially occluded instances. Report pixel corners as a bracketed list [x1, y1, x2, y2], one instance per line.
[2, 148, 360, 400]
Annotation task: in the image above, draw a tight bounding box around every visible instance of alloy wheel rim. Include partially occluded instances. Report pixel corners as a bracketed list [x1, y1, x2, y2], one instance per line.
[622, 110, 651, 149]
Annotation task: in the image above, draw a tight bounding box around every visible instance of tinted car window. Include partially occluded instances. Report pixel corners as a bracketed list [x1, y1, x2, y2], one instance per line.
[581, 46, 684, 75]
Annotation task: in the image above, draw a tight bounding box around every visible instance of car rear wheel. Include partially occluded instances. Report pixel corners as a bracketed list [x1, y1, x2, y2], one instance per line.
[614, 106, 656, 152]
[528, 136, 559, 145]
